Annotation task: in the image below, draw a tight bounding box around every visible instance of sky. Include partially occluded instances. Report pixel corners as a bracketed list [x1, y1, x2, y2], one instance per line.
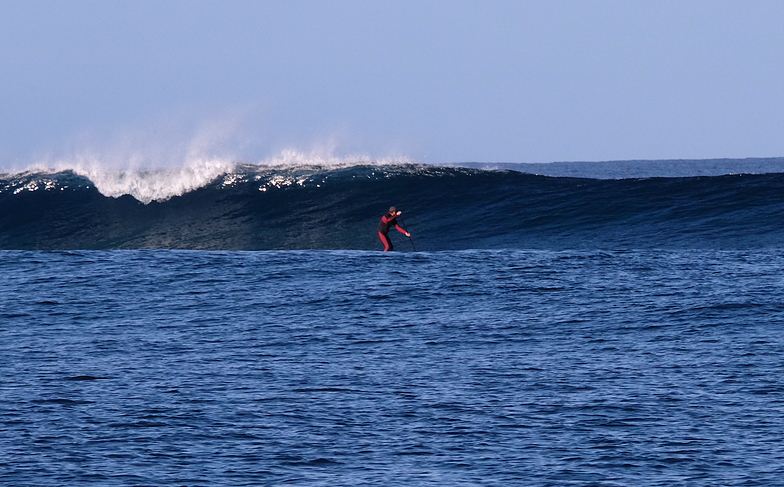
[2, 0, 784, 168]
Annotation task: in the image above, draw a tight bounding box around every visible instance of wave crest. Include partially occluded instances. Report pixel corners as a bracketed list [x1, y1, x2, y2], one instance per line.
[75, 158, 237, 204]
[10, 150, 417, 203]
[18, 157, 236, 204]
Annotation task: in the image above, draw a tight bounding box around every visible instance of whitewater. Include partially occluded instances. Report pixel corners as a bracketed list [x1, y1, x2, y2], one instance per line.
[3, 156, 784, 486]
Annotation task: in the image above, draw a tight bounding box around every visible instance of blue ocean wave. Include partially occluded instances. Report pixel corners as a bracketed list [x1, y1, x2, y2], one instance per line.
[1, 163, 783, 250]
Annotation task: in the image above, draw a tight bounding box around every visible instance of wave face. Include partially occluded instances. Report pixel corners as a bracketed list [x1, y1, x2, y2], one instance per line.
[2, 163, 784, 250]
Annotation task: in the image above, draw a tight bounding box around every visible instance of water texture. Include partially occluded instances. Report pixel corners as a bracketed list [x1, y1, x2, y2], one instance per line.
[2, 249, 783, 486]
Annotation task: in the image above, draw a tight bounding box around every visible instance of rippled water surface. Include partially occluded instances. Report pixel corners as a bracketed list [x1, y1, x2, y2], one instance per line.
[2, 249, 784, 486]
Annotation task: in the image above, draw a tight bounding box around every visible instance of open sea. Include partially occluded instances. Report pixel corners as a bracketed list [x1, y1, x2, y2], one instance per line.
[2, 159, 784, 486]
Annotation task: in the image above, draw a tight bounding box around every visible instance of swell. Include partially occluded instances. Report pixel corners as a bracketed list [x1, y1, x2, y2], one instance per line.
[1, 164, 783, 250]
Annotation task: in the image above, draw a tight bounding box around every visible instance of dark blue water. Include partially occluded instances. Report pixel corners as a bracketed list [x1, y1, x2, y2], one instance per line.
[3, 249, 784, 486]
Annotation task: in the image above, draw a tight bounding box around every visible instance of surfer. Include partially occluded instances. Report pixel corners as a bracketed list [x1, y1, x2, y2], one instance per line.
[378, 206, 410, 251]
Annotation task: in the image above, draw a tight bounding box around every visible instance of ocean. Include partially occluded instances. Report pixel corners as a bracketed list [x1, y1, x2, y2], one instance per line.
[2, 159, 784, 486]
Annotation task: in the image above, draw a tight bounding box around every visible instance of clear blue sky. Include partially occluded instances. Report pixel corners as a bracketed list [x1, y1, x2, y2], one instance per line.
[2, 0, 783, 167]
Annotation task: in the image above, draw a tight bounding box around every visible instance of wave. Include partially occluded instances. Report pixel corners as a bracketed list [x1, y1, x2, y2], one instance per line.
[2, 161, 784, 250]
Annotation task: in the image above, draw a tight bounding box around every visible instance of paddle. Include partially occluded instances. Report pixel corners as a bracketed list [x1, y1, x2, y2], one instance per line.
[397, 217, 417, 252]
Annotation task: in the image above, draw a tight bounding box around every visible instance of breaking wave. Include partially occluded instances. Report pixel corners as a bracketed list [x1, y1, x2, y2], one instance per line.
[2, 158, 784, 250]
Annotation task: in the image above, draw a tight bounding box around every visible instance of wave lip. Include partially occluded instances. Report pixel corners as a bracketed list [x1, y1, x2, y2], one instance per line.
[2, 157, 237, 204]
[3, 152, 420, 203]
[68, 158, 238, 204]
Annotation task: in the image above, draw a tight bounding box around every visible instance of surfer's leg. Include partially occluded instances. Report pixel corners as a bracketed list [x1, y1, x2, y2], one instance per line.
[378, 232, 393, 251]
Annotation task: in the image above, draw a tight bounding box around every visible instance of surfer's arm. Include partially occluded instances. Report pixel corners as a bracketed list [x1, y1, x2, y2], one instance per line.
[394, 224, 410, 236]
[382, 211, 403, 224]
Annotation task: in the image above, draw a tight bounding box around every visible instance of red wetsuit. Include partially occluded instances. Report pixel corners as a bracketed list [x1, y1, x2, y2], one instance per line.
[377, 213, 407, 251]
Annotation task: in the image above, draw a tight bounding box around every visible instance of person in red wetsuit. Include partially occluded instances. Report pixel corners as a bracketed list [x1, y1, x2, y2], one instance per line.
[378, 206, 410, 251]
